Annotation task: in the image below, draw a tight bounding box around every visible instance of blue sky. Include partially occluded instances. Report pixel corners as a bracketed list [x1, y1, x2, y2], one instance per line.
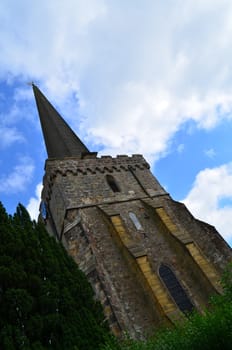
[1, 0, 232, 245]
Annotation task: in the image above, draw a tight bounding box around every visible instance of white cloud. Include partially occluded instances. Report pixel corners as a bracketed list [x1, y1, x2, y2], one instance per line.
[27, 183, 42, 221]
[0, 156, 34, 193]
[182, 163, 232, 241]
[0, 126, 24, 148]
[0, 87, 36, 147]
[0, 1, 232, 162]
[204, 148, 216, 159]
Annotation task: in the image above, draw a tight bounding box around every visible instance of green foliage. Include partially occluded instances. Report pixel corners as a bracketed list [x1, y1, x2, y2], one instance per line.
[0, 203, 109, 349]
[101, 264, 232, 350]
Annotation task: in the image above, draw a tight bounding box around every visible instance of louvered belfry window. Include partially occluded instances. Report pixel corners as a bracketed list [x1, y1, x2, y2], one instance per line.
[106, 175, 121, 192]
[159, 264, 194, 313]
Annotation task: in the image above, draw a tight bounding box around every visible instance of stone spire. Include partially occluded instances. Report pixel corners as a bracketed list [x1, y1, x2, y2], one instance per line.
[32, 84, 89, 158]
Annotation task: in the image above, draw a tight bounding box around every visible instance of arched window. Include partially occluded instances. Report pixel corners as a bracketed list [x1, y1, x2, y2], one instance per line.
[159, 264, 194, 313]
[129, 212, 143, 230]
[106, 175, 121, 192]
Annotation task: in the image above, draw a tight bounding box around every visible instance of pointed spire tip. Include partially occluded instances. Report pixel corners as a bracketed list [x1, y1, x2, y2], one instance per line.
[26, 81, 34, 86]
[32, 85, 90, 158]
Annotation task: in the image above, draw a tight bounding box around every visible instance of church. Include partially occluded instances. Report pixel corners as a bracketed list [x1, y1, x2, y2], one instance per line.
[32, 84, 231, 338]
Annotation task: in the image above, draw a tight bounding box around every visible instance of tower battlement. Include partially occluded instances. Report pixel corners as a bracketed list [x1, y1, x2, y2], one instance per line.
[44, 153, 150, 178]
[42, 152, 167, 218]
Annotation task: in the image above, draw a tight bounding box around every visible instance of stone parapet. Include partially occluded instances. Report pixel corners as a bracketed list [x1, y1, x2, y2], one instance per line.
[44, 154, 149, 178]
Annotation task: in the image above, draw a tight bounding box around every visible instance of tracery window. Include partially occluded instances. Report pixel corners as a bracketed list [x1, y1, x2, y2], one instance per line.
[106, 175, 121, 192]
[159, 264, 194, 313]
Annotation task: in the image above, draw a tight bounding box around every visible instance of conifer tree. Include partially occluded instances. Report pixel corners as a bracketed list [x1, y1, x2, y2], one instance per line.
[0, 203, 109, 349]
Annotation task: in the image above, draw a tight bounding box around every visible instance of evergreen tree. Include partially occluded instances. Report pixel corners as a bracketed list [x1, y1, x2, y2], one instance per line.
[0, 203, 109, 349]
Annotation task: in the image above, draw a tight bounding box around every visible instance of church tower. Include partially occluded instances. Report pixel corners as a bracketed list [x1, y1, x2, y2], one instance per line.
[33, 85, 231, 338]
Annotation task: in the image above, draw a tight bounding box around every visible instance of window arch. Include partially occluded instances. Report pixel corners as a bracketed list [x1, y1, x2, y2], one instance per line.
[159, 264, 194, 313]
[106, 175, 121, 192]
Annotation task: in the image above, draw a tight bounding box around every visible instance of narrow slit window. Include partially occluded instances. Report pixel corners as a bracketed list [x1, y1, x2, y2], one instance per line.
[159, 264, 194, 313]
[106, 175, 121, 192]
[129, 212, 143, 230]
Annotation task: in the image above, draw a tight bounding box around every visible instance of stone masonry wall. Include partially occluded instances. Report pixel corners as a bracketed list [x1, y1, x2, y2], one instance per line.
[41, 153, 232, 338]
[42, 154, 166, 206]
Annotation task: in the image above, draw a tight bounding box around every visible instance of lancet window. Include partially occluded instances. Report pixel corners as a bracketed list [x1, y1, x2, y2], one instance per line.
[129, 212, 143, 230]
[159, 264, 194, 313]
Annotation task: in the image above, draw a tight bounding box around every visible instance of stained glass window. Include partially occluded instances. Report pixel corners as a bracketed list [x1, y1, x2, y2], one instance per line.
[159, 264, 194, 313]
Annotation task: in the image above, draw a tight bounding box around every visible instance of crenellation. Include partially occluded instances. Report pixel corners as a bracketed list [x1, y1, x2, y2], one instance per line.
[101, 155, 113, 159]
[44, 156, 149, 180]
